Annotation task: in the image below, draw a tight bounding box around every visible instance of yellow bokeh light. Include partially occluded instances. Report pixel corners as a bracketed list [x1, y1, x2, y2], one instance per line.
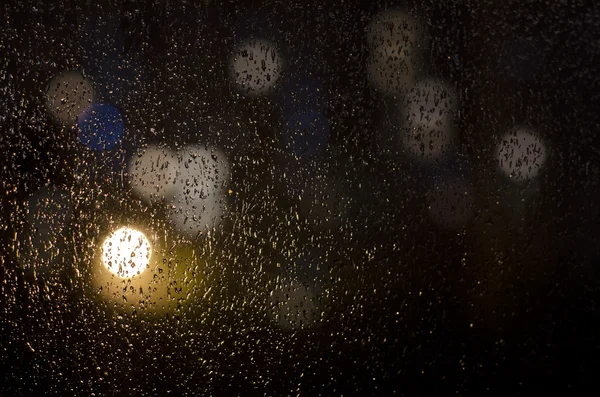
[102, 227, 151, 278]
[90, 226, 210, 316]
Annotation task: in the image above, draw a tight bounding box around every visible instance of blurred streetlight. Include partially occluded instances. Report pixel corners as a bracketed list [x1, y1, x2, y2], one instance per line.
[102, 227, 151, 278]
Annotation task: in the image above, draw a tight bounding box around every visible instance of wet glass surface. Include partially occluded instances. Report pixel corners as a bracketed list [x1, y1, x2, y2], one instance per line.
[1, 0, 599, 395]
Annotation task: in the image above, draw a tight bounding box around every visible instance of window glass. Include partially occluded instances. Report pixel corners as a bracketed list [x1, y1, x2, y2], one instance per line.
[1, 0, 598, 395]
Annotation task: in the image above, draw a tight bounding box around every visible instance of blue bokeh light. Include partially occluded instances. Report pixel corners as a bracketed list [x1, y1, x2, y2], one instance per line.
[77, 103, 125, 151]
[282, 110, 330, 157]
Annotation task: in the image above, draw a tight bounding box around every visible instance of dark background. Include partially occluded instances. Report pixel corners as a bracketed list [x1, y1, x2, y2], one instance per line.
[1, 0, 599, 395]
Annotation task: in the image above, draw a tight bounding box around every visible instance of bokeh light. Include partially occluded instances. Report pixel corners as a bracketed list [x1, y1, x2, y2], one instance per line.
[366, 10, 423, 95]
[92, 234, 204, 315]
[128, 144, 178, 203]
[2, 2, 594, 395]
[229, 38, 283, 96]
[102, 227, 151, 278]
[401, 79, 456, 162]
[167, 145, 231, 238]
[76, 103, 125, 151]
[496, 127, 547, 182]
[44, 71, 94, 125]
[282, 110, 330, 157]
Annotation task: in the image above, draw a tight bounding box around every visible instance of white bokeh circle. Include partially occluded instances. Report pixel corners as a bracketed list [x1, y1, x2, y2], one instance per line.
[496, 127, 547, 182]
[128, 145, 178, 203]
[45, 71, 94, 125]
[230, 38, 282, 96]
[102, 227, 151, 278]
[167, 145, 231, 237]
[401, 79, 456, 162]
[366, 10, 423, 95]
